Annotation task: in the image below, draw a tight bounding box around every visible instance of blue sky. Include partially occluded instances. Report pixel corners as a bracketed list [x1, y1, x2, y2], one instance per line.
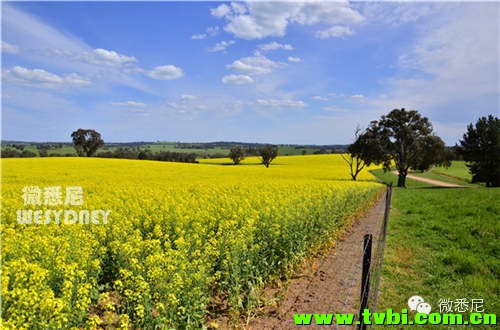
[2, 1, 499, 144]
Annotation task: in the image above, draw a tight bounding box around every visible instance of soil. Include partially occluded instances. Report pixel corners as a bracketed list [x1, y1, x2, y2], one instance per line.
[215, 193, 387, 329]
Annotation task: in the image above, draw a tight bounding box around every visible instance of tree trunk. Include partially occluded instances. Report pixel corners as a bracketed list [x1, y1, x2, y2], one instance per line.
[397, 172, 406, 188]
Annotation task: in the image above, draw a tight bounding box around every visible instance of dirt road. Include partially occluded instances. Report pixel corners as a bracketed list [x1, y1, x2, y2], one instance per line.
[392, 171, 464, 188]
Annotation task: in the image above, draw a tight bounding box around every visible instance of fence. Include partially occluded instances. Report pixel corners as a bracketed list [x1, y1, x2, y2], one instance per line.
[359, 183, 392, 330]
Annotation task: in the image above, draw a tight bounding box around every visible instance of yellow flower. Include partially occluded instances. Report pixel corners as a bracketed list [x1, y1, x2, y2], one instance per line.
[1, 155, 382, 328]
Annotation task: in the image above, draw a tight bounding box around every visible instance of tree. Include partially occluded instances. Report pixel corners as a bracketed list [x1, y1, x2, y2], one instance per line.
[412, 135, 451, 172]
[228, 146, 245, 165]
[36, 144, 49, 157]
[458, 115, 500, 187]
[71, 129, 104, 157]
[259, 145, 278, 168]
[342, 127, 383, 180]
[356, 108, 447, 187]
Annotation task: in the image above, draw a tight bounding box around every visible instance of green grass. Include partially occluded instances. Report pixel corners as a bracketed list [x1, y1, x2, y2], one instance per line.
[378, 187, 499, 328]
[142, 143, 227, 155]
[432, 161, 472, 182]
[406, 161, 482, 187]
[408, 169, 480, 187]
[46, 146, 78, 155]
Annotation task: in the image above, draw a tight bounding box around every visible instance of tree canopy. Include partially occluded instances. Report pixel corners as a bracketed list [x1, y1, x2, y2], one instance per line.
[71, 129, 104, 157]
[458, 115, 500, 187]
[354, 108, 448, 187]
[259, 145, 278, 168]
[228, 146, 245, 165]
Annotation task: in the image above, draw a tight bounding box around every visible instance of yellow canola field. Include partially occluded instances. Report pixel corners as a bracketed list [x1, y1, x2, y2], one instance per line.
[1, 155, 382, 329]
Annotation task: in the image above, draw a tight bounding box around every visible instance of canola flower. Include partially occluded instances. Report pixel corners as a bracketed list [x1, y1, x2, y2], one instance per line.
[1, 155, 383, 329]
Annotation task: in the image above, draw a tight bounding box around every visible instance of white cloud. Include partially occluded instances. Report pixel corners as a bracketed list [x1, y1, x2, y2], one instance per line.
[372, 3, 499, 122]
[230, 2, 247, 15]
[206, 26, 220, 36]
[258, 41, 293, 51]
[191, 26, 219, 40]
[288, 56, 302, 63]
[350, 94, 365, 100]
[191, 34, 206, 40]
[111, 101, 147, 107]
[212, 1, 364, 40]
[167, 102, 188, 111]
[227, 54, 280, 75]
[400, 9, 497, 83]
[128, 108, 148, 115]
[209, 40, 235, 52]
[211, 3, 232, 18]
[222, 74, 254, 85]
[83, 48, 137, 66]
[2, 5, 156, 95]
[2, 41, 20, 54]
[323, 106, 349, 113]
[181, 94, 197, 100]
[3, 4, 90, 56]
[4, 66, 90, 88]
[316, 26, 354, 39]
[146, 65, 184, 80]
[257, 98, 307, 108]
[39, 48, 137, 68]
[360, 2, 441, 27]
[312, 95, 328, 101]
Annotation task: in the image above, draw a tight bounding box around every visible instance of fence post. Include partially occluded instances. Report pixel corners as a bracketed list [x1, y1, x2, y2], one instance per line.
[370, 183, 393, 317]
[382, 183, 392, 242]
[359, 234, 372, 330]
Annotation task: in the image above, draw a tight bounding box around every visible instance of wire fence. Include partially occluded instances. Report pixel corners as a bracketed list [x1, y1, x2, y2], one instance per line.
[359, 183, 392, 329]
[333, 183, 392, 330]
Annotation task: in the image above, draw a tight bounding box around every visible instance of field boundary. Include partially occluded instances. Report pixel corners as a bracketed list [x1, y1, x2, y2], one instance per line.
[242, 189, 388, 330]
[359, 184, 392, 329]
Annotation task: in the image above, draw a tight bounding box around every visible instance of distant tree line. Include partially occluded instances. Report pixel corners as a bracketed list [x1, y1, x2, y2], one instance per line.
[96, 148, 198, 163]
[1, 143, 71, 158]
[2, 139, 353, 159]
[1, 148, 39, 158]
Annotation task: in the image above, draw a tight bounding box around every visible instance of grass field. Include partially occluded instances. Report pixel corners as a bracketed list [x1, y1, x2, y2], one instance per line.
[1, 155, 382, 329]
[406, 161, 482, 187]
[431, 161, 472, 182]
[379, 187, 499, 328]
[409, 171, 479, 187]
[144, 143, 229, 155]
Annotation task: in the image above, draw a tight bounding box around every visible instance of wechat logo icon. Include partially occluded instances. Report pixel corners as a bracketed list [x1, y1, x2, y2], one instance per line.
[408, 295, 432, 315]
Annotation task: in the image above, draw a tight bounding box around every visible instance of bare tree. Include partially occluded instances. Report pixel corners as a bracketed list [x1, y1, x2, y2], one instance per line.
[342, 127, 367, 180]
